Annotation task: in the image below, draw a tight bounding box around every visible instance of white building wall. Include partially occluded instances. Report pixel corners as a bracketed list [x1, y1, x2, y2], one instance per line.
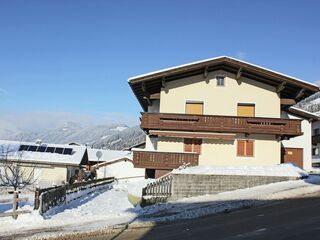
[97, 161, 145, 179]
[281, 111, 312, 171]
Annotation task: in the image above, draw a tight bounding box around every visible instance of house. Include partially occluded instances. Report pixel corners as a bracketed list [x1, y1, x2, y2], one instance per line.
[281, 106, 319, 170]
[128, 56, 319, 178]
[86, 148, 145, 179]
[311, 119, 320, 167]
[0, 140, 88, 187]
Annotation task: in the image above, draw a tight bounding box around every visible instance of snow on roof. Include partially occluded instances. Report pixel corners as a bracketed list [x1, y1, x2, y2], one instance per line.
[0, 140, 86, 166]
[172, 163, 308, 177]
[128, 56, 318, 88]
[288, 106, 320, 120]
[87, 148, 132, 163]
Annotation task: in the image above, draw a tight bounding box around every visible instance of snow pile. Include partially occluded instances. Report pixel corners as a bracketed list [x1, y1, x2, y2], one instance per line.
[126, 178, 154, 197]
[172, 163, 308, 177]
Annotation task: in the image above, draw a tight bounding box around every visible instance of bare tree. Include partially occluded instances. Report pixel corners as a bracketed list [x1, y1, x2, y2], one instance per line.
[0, 144, 37, 191]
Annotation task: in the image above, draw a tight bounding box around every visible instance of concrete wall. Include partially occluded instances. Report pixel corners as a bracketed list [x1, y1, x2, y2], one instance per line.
[281, 111, 312, 170]
[169, 173, 300, 200]
[159, 70, 280, 117]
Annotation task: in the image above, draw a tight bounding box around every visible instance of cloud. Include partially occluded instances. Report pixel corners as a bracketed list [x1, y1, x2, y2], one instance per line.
[0, 111, 139, 138]
[235, 51, 247, 60]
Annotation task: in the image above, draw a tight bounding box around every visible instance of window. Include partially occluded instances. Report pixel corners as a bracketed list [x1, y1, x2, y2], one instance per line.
[237, 140, 254, 157]
[237, 104, 255, 117]
[185, 102, 203, 115]
[184, 138, 202, 154]
[314, 128, 320, 136]
[312, 147, 319, 156]
[216, 76, 225, 86]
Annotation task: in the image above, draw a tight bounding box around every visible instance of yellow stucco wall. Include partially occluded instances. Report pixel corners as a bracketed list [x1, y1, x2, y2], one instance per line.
[160, 70, 280, 118]
[157, 71, 281, 166]
[158, 134, 281, 166]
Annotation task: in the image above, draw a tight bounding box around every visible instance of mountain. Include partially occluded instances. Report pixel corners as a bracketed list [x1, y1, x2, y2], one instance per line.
[2, 122, 145, 150]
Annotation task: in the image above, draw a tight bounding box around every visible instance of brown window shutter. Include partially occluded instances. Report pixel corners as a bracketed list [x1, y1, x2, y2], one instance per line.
[237, 104, 255, 117]
[184, 139, 193, 152]
[237, 140, 245, 156]
[246, 140, 254, 156]
[193, 139, 202, 154]
[186, 103, 204, 115]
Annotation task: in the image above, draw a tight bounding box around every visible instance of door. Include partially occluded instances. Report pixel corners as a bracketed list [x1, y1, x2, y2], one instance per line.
[281, 148, 303, 168]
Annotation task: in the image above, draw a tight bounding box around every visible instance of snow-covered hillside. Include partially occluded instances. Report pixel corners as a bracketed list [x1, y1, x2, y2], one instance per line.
[0, 122, 145, 150]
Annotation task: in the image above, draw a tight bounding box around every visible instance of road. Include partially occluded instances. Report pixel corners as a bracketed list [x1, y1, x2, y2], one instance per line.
[66, 191, 320, 240]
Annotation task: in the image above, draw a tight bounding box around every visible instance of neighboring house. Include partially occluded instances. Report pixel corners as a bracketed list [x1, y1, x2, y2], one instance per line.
[0, 140, 88, 187]
[87, 148, 145, 179]
[128, 56, 319, 178]
[281, 106, 319, 170]
[312, 120, 320, 166]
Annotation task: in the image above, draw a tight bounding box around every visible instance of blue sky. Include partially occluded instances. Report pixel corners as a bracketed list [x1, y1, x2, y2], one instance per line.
[0, 0, 319, 129]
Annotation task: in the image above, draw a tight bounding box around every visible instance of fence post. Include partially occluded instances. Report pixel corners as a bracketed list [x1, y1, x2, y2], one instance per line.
[34, 187, 40, 210]
[12, 191, 18, 219]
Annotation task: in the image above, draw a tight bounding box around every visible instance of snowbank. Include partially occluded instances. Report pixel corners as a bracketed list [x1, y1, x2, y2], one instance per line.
[172, 163, 308, 177]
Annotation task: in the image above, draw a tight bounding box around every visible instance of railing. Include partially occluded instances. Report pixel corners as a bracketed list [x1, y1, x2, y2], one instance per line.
[140, 112, 302, 137]
[133, 150, 199, 169]
[141, 173, 173, 206]
[0, 192, 30, 219]
[35, 177, 114, 214]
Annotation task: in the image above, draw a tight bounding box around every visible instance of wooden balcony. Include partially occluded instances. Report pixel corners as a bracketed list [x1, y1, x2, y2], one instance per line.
[133, 150, 199, 169]
[140, 112, 302, 137]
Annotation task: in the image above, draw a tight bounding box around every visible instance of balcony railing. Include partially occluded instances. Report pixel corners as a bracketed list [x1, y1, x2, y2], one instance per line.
[133, 150, 199, 169]
[140, 112, 302, 137]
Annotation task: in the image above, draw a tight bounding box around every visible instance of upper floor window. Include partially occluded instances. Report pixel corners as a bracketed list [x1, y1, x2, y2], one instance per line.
[185, 102, 203, 115]
[314, 128, 320, 136]
[237, 103, 255, 117]
[216, 76, 225, 86]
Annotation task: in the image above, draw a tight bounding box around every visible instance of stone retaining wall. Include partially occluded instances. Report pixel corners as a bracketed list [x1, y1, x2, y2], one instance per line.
[169, 173, 301, 201]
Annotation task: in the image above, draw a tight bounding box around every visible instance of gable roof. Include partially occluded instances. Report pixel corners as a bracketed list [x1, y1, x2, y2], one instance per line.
[0, 140, 87, 166]
[129, 56, 319, 111]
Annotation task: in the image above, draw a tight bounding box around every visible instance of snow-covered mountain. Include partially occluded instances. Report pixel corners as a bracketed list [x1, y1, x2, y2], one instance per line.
[1, 122, 145, 150]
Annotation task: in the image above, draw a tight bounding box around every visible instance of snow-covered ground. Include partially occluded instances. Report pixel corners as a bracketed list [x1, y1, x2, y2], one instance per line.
[1, 175, 320, 239]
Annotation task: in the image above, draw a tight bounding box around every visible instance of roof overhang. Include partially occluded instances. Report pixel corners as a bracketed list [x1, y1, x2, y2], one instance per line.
[129, 56, 319, 111]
